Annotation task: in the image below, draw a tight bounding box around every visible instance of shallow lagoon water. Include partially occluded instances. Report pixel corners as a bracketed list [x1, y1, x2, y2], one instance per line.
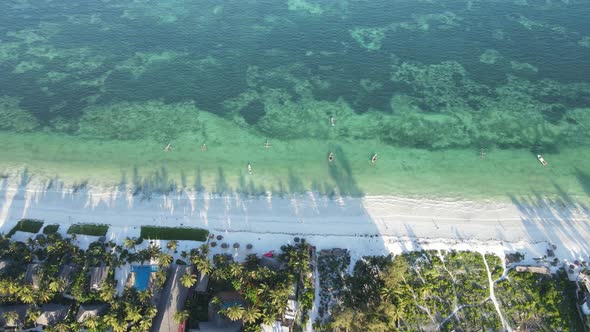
[0, 0, 589, 200]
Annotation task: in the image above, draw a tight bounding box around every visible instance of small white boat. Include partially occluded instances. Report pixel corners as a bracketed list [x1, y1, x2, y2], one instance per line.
[371, 153, 378, 165]
[537, 154, 548, 166]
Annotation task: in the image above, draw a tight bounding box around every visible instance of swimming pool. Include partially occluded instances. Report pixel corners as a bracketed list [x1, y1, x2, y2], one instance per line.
[132, 265, 158, 291]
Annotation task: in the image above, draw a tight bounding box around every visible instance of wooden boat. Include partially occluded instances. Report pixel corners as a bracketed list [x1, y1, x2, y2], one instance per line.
[537, 154, 548, 166]
[371, 153, 378, 165]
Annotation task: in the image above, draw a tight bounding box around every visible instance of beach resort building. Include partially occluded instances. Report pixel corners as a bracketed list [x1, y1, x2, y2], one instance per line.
[75, 304, 108, 324]
[0, 304, 29, 330]
[35, 304, 69, 328]
[90, 266, 110, 291]
[25, 263, 43, 289]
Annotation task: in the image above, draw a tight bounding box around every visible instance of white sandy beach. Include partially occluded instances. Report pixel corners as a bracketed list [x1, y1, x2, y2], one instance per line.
[2, 175, 590, 264]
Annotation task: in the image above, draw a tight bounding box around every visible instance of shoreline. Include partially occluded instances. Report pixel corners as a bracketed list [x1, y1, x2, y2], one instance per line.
[2, 128, 590, 201]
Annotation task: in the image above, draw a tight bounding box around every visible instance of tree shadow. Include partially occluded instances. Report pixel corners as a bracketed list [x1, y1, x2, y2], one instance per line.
[507, 188, 590, 260]
[327, 145, 363, 197]
[132, 166, 177, 200]
[194, 168, 204, 193]
[288, 168, 304, 194]
[575, 168, 590, 197]
[214, 167, 229, 195]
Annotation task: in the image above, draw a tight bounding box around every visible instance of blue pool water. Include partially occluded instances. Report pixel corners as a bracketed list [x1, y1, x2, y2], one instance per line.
[132, 265, 158, 291]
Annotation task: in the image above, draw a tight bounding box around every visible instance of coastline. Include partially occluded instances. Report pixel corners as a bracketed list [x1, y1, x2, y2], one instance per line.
[2, 130, 590, 201]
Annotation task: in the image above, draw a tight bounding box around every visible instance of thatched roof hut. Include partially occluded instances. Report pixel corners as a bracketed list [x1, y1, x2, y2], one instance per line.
[90, 266, 110, 291]
[35, 304, 69, 327]
[75, 304, 107, 323]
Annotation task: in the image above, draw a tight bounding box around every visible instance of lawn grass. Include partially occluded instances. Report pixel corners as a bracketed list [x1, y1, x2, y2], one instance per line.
[7, 219, 44, 237]
[140, 226, 208, 241]
[67, 223, 109, 236]
[42, 224, 59, 234]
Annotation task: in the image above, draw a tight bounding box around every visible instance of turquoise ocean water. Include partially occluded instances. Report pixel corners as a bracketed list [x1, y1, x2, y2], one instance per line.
[0, 0, 589, 199]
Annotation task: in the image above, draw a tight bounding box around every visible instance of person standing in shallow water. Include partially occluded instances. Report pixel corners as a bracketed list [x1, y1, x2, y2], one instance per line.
[328, 152, 334, 162]
[201, 143, 207, 152]
[248, 163, 253, 174]
[330, 116, 335, 127]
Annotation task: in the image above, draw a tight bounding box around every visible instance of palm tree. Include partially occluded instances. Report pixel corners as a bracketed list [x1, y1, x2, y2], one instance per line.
[173, 310, 190, 324]
[228, 262, 244, 279]
[124, 237, 136, 251]
[242, 306, 262, 324]
[2, 280, 19, 296]
[48, 278, 66, 293]
[125, 304, 142, 323]
[138, 317, 153, 331]
[25, 308, 40, 325]
[2, 311, 20, 328]
[167, 240, 178, 252]
[193, 256, 213, 276]
[138, 290, 153, 305]
[53, 322, 71, 332]
[222, 304, 244, 321]
[82, 315, 100, 331]
[180, 272, 196, 288]
[102, 313, 120, 330]
[158, 253, 173, 267]
[99, 282, 116, 303]
[19, 285, 36, 304]
[35, 289, 52, 303]
[144, 305, 158, 320]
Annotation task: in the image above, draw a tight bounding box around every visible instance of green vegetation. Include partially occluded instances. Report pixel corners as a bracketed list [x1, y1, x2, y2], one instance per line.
[66, 224, 109, 236]
[187, 239, 315, 331]
[317, 250, 583, 331]
[0, 227, 173, 330]
[496, 269, 584, 331]
[140, 226, 209, 241]
[42, 224, 59, 235]
[7, 219, 44, 237]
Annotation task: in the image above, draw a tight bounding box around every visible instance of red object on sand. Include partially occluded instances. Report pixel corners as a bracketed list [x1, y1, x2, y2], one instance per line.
[263, 251, 274, 258]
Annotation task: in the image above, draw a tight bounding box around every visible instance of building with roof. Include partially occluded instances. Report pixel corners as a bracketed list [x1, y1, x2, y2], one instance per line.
[151, 265, 191, 332]
[75, 304, 108, 323]
[514, 265, 551, 275]
[36, 304, 69, 327]
[90, 266, 110, 291]
[195, 272, 210, 293]
[25, 263, 43, 289]
[0, 304, 29, 330]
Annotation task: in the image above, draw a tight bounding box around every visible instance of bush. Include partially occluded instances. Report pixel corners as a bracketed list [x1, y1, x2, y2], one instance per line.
[140, 226, 209, 241]
[8, 219, 44, 237]
[42, 224, 59, 234]
[67, 224, 109, 236]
